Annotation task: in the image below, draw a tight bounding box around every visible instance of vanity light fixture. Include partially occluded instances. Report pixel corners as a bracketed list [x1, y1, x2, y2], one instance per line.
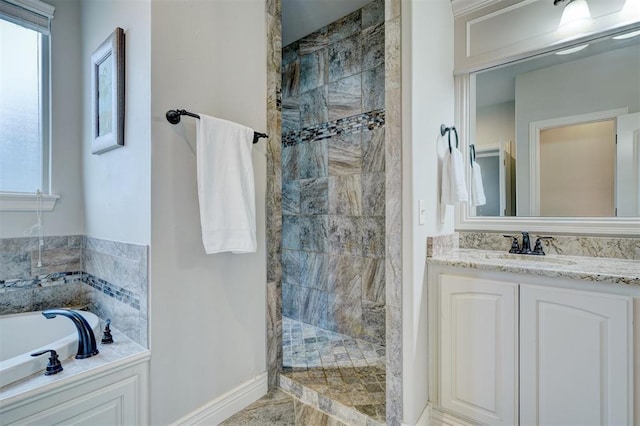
[554, 0, 592, 36]
[613, 29, 640, 40]
[619, 0, 640, 21]
[554, 43, 589, 55]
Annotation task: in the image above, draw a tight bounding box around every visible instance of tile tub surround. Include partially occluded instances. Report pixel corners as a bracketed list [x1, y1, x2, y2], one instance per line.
[83, 236, 148, 347]
[281, 0, 386, 346]
[428, 249, 640, 287]
[459, 231, 640, 260]
[0, 236, 87, 314]
[0, 236, 148, 347]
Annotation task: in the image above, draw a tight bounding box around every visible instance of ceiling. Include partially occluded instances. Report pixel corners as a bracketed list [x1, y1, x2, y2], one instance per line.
[281, 0, 374, 46]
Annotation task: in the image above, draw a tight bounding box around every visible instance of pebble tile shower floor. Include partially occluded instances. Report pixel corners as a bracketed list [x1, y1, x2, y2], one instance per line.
[280, 317, 386, 424]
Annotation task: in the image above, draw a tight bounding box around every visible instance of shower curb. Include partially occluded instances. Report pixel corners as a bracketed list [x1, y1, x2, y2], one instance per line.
[278, 374, 384, 426]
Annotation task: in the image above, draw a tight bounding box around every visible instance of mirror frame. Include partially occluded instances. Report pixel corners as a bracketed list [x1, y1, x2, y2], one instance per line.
[455, 25, 640, 236]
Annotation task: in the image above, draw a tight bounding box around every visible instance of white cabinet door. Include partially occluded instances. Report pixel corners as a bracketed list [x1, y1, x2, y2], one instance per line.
[520, 285, 633, 426]
[6, 376, 138, 426]
[440, 275, 518, 425]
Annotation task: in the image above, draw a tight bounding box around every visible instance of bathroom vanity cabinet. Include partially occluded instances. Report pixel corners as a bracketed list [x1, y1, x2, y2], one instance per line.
[429, 266, 638, 426]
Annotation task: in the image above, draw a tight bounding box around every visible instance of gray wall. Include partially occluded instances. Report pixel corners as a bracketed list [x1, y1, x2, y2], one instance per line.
[281, 0, 386, 346]
[149, 0, 268, 423]
[81, 0, 151, 245]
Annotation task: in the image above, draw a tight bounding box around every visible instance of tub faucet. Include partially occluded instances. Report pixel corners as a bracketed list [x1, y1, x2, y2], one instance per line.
[42, 309, 99, 359]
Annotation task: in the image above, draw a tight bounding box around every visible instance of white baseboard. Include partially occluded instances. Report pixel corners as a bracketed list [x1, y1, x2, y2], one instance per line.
[172, 371, 268, 426]
[431, 408, 476, 426]
[417, 403, 432, 426]
[402, 403, 432, 426]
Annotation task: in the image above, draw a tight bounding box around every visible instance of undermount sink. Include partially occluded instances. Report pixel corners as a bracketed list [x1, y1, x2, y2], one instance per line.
[476, 252, 578, 266]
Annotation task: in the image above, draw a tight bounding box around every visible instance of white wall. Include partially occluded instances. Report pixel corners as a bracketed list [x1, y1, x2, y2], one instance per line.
[0, 0, 83, 238]
[149, 0, 267, 423]
[80, 0, 151, 245]
[402, 0, 455, 423]
[515, 45, 640, 215]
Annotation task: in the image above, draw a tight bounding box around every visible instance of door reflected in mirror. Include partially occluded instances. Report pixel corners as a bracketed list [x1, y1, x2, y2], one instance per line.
[471, 27, 640, 218]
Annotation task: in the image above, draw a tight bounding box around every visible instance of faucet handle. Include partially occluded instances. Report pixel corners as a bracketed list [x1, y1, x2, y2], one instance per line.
[31, 349, 63, 375]
[532, 236, 553, 255]
[101, 319, 114, 344]
[503, 235, 520, 253]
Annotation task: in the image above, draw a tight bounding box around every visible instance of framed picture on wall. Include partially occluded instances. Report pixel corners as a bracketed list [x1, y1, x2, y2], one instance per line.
[91, 27, 125, 155]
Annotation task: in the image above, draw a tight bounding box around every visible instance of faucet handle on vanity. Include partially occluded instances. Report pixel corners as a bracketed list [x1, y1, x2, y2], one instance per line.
[532, 236, 553, 255]
[503, 235, 520, 253]
[31, 349, 63, 375]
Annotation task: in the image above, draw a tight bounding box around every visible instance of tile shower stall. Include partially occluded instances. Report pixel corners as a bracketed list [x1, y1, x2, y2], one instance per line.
[280, 0, 387, 423]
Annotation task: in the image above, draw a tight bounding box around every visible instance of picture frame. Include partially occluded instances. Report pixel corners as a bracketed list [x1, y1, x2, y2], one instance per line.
[91, 27, 125, 155]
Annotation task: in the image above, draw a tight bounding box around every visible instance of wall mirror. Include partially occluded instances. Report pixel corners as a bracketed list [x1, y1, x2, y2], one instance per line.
[457, 22, 640, 235]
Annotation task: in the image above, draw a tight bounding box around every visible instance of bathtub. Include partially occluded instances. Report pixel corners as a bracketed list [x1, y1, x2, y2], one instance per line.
[0, 310, 100, 388]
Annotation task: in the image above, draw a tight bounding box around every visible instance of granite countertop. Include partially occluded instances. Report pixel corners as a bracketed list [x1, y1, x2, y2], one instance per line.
[428, 249, 640, 287]
[0, 327, 149, 404]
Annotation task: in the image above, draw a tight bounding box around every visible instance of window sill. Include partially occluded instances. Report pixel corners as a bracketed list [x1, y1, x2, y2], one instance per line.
[0, 193, 60, 212]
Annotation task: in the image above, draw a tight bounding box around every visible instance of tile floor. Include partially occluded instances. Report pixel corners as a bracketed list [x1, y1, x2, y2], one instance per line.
[281, 317, 386, 424]
[283, 317, 386, 369]
[220, 389, 346, 425]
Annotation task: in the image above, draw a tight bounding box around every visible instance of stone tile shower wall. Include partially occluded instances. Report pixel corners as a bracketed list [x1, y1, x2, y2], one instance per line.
[281, 0, 386, 346]
[0, 236, 148, 346]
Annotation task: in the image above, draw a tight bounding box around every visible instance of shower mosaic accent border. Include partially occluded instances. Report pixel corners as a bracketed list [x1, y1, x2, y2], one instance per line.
[282, 109, 385, 147]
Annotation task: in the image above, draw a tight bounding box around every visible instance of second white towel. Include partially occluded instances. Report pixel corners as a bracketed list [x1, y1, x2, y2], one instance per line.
[471, 160, 486, 207]
[196, 114, 256, 254]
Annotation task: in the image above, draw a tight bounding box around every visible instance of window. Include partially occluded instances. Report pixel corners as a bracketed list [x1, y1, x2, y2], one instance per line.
[0, 0, 56, 210]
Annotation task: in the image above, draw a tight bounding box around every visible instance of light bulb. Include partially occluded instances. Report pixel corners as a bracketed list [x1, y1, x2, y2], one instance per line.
[558, 0, 592, 36]
[619, 0, 640, 21]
